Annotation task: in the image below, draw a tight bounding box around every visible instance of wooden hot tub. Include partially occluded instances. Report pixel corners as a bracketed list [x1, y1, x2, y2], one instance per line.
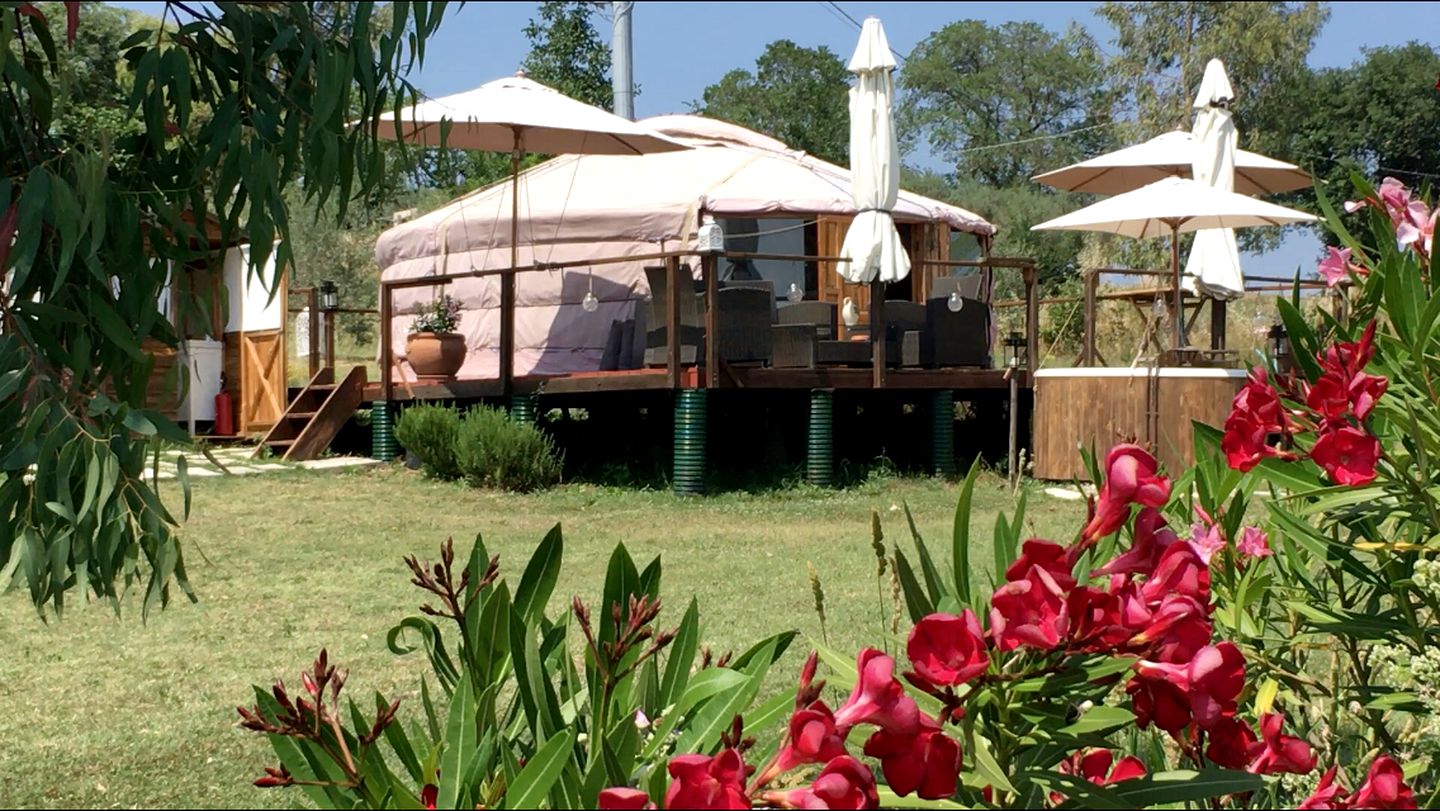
[1032, 367, 1247, 481]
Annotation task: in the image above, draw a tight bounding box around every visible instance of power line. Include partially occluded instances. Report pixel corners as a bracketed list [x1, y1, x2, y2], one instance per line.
[819, 1, 908, 64]
[953, 121, 1121, 155]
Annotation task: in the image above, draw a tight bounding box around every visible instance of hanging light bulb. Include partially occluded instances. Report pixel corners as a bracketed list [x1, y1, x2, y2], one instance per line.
[787, 283, 804, 302]
[947, 291, 964, 313]
[581, 269, 599, 313]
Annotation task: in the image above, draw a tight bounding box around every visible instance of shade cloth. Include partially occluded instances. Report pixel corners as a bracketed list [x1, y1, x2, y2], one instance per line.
[1183, 59, 1245, 300]
[837, 17, 909, 284]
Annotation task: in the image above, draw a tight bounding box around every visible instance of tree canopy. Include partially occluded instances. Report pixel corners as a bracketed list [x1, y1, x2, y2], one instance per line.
[521, 1, 614, 111]
[1, 1, 448, 617]
[693, 39, 851, 164]
[900, 20, 1119, 188]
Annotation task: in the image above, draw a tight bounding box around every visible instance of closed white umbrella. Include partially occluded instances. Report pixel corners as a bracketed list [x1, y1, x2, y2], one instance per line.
[1183, 59, 1244, 300]
[1033, 177, 1315, 347]
[372, 72, 689, 391]
[838, 17, 908, 284]
[1031, 130, 1311, 196]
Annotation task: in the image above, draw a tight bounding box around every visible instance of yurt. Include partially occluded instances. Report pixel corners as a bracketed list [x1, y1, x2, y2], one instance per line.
[375, 115, 995, 382]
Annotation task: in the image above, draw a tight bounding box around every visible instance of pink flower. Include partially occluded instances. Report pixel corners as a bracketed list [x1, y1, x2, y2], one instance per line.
[1082, 444, 1171, 543]
[1311, 425, 1382, 486]
[1188, 521, 1226, 565]
[1352, 755, 1417, 809]
[1053, 749, 1147, 802]
[863, 715, 962, 801]
[1247, 713, 1316, 775]
[1318, 246, 1359, 288]
[1140, 542, 1211, 604]
[1204, 716, 1258, 770]
[906, 611, 990, 691]
[1307, 373, 1354, 421]
[599, 787, 658, 809]
[767, 701, 849, 777]
[833, 649, 920, 737]
[1237, 527, 1272, 560]
[1348, 372, 1388, 421]
[989, 565, 1069, 652]
[1130, 642, 1245, 732]
[666, 750, 750, 810]
[765, 755, 880, 809]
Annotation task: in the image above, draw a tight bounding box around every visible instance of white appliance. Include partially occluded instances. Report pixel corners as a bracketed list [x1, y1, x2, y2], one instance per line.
[177, 338, 224, 434]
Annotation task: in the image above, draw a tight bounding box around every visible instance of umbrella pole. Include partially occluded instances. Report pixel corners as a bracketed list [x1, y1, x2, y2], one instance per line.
[503, 137, 520, 397]
[1171, 223, 1185, 351]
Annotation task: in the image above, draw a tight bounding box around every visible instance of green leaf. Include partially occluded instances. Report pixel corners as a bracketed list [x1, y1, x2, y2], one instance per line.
[513, 524, 563, 624]
[903, 501, 950, 607]
[952, 456, 981, 606]
[439, 677, 477, 809]
[659, 598, 701, 710]
[893, 548, 934, 623]
[1112, 768, 1264, 807]
[967, 733, 1017, 794]
[640, 668, 748, 759]
[1059, 705, 1135, 735]
[504, 730, 575, 809]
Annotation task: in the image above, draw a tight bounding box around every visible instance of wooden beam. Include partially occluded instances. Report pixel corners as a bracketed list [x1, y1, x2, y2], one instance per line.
[1210, 298, 1227, 351]
[870, 280, 886, 389]
[500, 274, 515, 397]
[324, 309, 336, 371]
[666, 254, 681, 389]
[703, 252, 718, 389]
[1023, 265, 1040, 373]
[1082, 270, 1097, 367]
[379, 282, 393, 402]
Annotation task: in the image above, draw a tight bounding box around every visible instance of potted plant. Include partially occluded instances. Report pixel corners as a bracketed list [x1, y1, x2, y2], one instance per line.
[406, 294, 466, 379]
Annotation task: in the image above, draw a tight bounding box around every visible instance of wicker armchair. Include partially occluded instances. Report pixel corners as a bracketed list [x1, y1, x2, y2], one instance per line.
[772, 301, 837, 368]
[926, 277, 992, 368]
[715, 286, 773, 364]
[643, 265, 704, 367]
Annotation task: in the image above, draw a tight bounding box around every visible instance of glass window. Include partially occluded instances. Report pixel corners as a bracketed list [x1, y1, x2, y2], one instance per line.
[719, 217, 806, 298]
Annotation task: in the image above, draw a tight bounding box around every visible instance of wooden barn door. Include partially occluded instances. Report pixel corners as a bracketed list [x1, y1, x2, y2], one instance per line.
[238, 330, 287, 432]
[816, 216, 875, 340]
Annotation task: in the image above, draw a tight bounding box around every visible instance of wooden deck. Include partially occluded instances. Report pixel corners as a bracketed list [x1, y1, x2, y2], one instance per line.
[361, 366, 1027, 402]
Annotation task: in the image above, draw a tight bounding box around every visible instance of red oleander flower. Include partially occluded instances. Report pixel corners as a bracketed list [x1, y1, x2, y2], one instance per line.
[907, 610, 990, 691]
[1248, 713, 1317, 775]
[599, 787, 658, 810]
[1204, 716, 1258, 770]
[833, 649, 920, 737]
[665, 750, 750, 810]
[1311, 425, 1381, 486]
[1348, 372, 1388, 421]
[1093, 507, 1178, 578]
[863, 715, 962, 801]
[1005, 538, 1077, 589]
[766, 700, 849, 778]
[1127, 594, 1209, 657]
[990, 564, 1069, 652]
[1082, 444, 1171, 543]
[766, 755, 880, 810]
[1052, 749, 1148, 802]
[1319, 321, 1378, 380]
[1352, 755, 1417, 809]
[1130, 642, 1245, 733]
[1140, 542, 1211, 604]
[1298, 766, 1348, 809]
[1222, 369, 1289, 472]
[1307, 372, 1353, 421]
[1065, 584, 1131, 653]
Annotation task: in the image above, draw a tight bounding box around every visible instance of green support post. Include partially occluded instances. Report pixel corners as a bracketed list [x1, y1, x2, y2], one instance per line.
[807, 389, 834, 487]
[673, 389, 706, 496]
[371, 400, 397, 462]
[932, 390, 957, 477]
[510, 393, 538, 424]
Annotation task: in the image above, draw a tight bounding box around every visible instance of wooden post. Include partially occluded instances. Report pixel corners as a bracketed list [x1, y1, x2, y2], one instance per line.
[502, 142, 521, 397]
[870, 280, 886, 389]
[1008, 371, 1019, 489]
[1023, 264, 1039, 374]
[307, 287, 320, 377]
[1210, 297, 1227, 351]
[323, 307, 337, 371]
[379, 281, 393, 402]
[703, 252, 718, 389]
[1170, 224, 1185, 349]
[1082, 270, 1097, 367]
[666, 254, 682, 389]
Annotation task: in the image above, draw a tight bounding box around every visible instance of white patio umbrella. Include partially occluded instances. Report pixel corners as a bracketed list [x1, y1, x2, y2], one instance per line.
[1182, 59, 1244, 300]
[372, 72, 689, 389]
[838, 17, 908, 285]
[1032, 177, 1316, 348]
[1031, 130, 1311, 196]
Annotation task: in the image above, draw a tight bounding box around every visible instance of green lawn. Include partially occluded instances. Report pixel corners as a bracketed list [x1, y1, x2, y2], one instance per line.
[0, 466, 1083, 809]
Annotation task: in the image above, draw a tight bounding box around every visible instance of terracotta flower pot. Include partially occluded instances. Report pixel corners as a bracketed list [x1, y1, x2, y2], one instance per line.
[407, 332, 466, 379]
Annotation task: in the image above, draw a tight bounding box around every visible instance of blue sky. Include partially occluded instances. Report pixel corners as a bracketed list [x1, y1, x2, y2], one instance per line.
[115, 1, 1439, 273]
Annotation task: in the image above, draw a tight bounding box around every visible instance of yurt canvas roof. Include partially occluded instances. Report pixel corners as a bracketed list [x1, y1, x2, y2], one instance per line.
[376, 115, 993, 274]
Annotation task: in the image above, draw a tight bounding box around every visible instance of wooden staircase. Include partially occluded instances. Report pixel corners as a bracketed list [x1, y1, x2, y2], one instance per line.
[255, 365, 367, 461]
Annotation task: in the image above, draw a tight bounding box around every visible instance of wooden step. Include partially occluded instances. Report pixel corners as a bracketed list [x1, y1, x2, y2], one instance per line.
[286, 411, 318, 420]
[267, 440, 295, 449]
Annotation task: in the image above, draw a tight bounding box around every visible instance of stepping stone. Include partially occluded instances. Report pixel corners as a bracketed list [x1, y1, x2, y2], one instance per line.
[225, 466, 261, 475]
[252, 463, 290, 471]
[299, 457, 382, 470]
[185, 468, 222, 478]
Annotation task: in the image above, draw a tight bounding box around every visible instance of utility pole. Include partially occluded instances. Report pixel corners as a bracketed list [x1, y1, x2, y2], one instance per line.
[611, 1, 634, 119]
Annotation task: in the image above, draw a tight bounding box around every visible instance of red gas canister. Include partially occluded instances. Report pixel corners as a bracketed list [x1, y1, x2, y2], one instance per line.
[214, 388, 235, 436]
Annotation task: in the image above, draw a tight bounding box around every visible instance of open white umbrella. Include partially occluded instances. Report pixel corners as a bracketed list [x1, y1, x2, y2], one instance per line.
[1182, 59, 1244, 300]
[373, 72, 689, 389]
[1032, 177, 1315, 348]
[838, 17, 908, 285]
[1031, 130, 1311, 196]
